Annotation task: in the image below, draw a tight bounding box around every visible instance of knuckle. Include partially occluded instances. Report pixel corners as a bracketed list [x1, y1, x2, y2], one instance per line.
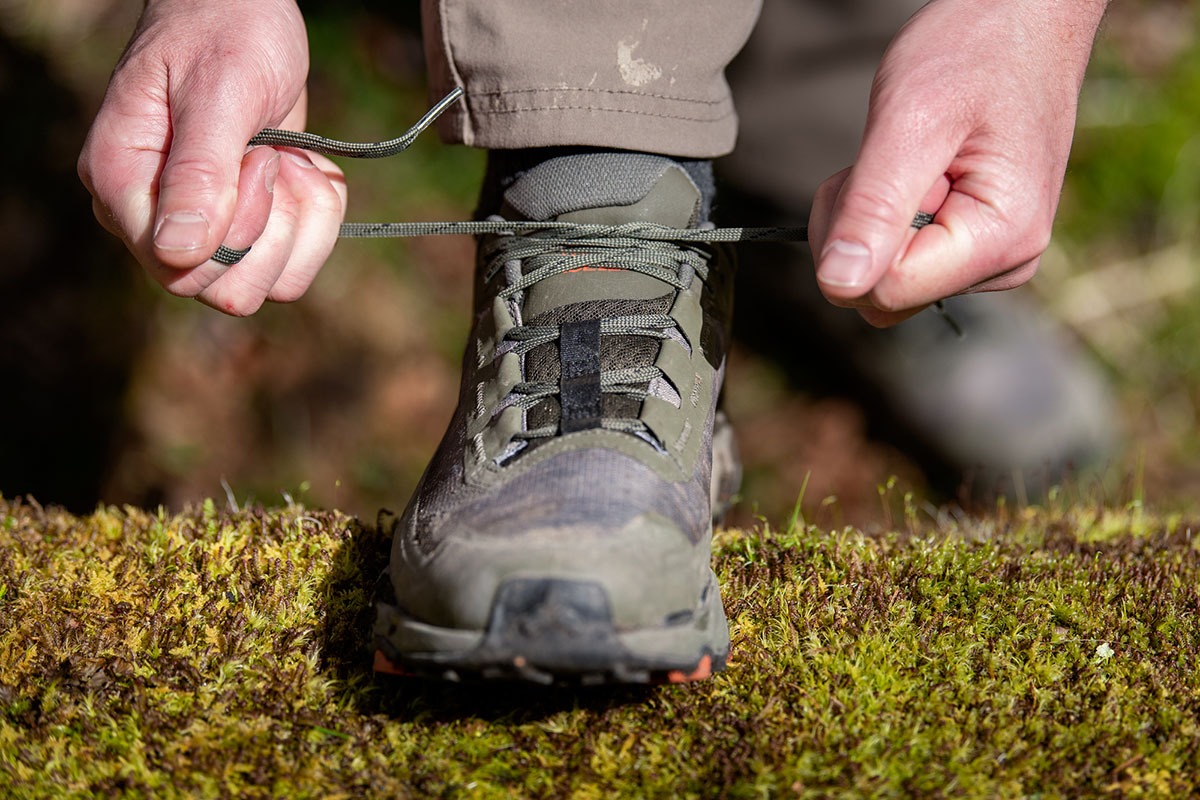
[267, 277, 309, 304]
[273, 200, 302, 229]
[869, 289, 905, 314]
[814, 168, 851, 201]
[209, 289, 264, 318]
[159, 156, 229, 196]
[76, 149, 95, 191]
[161, 276, 201, 299]
[1027, 219, 1054, 258]
[991, 190, 1054, 252]
[997, 260, 1040, 290]
[89, 197, 120, 237]
[227, 301, 263, 318]
[859, 308, 897, 329]
[837, 182, 912, 231]
[812, 181, 834, 208]
[305, 183, 344, 219]
[1006, 216, 1054, 268]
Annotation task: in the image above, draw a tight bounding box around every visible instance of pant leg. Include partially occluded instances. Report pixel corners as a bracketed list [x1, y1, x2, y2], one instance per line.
[422, 0, 762, 158]
[721, 0, 925, 202]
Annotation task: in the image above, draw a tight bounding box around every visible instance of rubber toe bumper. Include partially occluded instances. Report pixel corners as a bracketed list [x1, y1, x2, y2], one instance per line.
[373, 574, 729, 685]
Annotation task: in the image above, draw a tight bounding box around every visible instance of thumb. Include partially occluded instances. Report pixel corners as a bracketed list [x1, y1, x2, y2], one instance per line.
[152, 77, 271, 269]
[814, 115, 954, 303]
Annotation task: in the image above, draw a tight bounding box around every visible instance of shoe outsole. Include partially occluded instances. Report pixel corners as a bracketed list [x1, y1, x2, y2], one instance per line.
[373, 575, 729, 686]
[372, 648, 723, 685]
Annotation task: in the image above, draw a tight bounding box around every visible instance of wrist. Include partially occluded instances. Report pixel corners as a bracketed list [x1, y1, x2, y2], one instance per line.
[143, 0, 299, 9]
[139, 0, 306, 35]
[1020, 0, 1110, 59]
[906, 0, 1109, 96]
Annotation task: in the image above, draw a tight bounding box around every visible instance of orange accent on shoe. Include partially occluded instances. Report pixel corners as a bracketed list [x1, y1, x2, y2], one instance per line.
[666, 654, 713, 683]
[373, 649, 409, 675]
[564, 265, 621, 273]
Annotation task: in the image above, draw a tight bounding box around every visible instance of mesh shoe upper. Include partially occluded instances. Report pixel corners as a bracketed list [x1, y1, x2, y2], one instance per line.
[387, 153, 736, 632]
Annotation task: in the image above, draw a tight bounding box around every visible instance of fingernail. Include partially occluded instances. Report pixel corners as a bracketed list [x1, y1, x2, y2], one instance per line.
[154, 211, 209, 251]
[282, 150, 316, 169]
[818, 240, 873, 288]
[265, 153, 281, 193]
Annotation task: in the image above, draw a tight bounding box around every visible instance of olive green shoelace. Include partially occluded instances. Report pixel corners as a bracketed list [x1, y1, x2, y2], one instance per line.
[213, 86, 936, 262]
[478, 222, 719, 446]
[212, 87, 957, 337]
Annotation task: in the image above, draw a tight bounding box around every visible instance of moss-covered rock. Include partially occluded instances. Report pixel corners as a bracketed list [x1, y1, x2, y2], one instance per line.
[2, 496, 1198, 798]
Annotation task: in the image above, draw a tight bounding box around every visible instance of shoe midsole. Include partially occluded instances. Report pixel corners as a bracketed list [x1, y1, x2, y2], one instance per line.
[374, 568, 730, 669]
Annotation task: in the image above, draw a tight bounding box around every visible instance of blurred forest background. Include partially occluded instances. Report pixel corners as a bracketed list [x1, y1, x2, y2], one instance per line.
[2, 0, 1199, 528]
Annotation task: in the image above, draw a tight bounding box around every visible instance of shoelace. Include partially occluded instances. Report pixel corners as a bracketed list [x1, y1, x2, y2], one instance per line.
[215, 85, 941, 252]
[212, 87, 959, 353]
[479, 221, 719, 450]
[214, 88, 959, 452]
[213, 87, 840, 264]
[218, 89, 961, 447]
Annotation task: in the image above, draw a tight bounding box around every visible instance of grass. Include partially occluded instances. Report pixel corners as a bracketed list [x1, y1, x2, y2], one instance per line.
[3, 493, 1199, 798]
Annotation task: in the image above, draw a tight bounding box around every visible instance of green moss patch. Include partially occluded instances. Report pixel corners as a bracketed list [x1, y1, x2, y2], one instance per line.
[2, 496, 1198, 798]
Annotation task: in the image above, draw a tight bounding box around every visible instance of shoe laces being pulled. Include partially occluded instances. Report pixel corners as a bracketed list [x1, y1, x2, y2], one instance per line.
[213, 87, 824, 266]
[212, 90, 953, 449]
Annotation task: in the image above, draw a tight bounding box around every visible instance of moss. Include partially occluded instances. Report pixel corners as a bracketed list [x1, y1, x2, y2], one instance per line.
[2, 496, 1198, 798]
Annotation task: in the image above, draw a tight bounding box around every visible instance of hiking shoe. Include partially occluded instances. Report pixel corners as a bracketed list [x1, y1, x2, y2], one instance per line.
[372, 153, 737, 684]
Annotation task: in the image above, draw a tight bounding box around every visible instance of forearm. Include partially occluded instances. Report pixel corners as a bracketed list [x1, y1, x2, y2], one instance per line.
[878, 0, 1109, 100]
[1009, 0, 1110, 92]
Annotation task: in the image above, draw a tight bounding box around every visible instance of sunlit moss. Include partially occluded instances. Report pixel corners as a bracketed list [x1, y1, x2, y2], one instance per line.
[2, 495, 1198, 798]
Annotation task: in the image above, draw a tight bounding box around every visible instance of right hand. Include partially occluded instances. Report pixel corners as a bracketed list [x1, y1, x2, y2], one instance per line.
[806, 0, 1107, 328]
[78, 0, 347, 316]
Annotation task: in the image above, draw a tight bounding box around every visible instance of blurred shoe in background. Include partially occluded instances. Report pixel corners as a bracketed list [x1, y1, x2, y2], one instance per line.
[719, 0, 1119, 504]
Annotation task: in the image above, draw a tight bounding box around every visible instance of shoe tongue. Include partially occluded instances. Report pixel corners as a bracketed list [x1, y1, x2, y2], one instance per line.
[501, 153, 701, 228]
[498, 154, 702, 443]
[501, 153, 703, 320]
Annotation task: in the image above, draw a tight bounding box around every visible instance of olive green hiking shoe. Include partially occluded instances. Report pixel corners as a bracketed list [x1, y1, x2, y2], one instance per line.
[372, 153, 739, 684]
